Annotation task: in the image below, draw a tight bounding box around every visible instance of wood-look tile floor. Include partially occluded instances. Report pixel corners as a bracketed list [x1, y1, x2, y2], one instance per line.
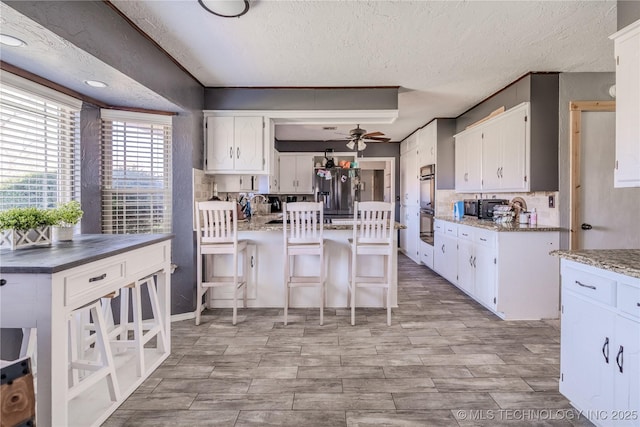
[104, 254, 595, 427]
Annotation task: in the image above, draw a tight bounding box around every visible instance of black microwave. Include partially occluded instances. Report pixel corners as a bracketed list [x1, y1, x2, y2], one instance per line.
[463, 199, 479, 217]
[479, 199, 509, 219]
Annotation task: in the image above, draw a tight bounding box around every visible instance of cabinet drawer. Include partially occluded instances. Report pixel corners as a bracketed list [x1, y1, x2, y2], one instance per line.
[474, 228, 495, 247]
[126, 243, 167, 278]
[434, 220, 445, 233]
[64, 261, 125, 306]
[444, 222, 458, 236]
[562, 265, 616, 306]
[458, 225, 473, 241]
[0, 276, 37, 328]
[618, 282, 640, 319]
[420, 243, 434, 269]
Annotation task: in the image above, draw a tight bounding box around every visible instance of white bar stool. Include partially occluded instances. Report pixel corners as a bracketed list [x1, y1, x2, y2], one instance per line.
[67, 300, 120, 402]
[109, 271, 168, 377]
[195, 201, 248, 326]
[348, 201, 395, 326]
[283, 202, 326, 326]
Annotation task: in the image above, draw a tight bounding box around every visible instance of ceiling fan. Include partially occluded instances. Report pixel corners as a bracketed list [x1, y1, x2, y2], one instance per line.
[344, 125, 391, 151]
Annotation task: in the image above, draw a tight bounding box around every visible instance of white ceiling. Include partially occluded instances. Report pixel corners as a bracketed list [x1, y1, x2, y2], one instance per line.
[110, 0, 618, 142]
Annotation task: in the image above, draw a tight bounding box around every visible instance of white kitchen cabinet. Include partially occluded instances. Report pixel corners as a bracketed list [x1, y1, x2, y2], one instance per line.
[454, 127, 483, 192]
[205, 115, 266, 174]
[611, 20, 640, 188]
[417, 121, 436, 167]
[481, 103, 529, 192]
[559, 260, 640, 426]
[266, 150, 280, 193]
[400, 206, 420, 263]
[400, 134, 419, 206]
[278, 153, 314, 194]
[434, 219, 559, 320]
[214, 174, 261, 192]
[419, 240, 434, 270]
[434, 220, 458, 285]
[455, 102, 530, 193]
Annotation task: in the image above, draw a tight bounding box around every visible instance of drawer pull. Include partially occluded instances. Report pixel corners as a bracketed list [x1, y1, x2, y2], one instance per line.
[602, 337, 609, 364]
[616, 345, 624, 373]
[0, 278, 6, 286]
[462, 233, 469, 237]
[89, 273, 107, 282]
[479, 238, 487, 242]
[575, 280, 596, 290]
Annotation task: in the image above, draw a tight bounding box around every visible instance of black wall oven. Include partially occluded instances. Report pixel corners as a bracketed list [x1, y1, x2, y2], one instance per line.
[419, 164, 435, 245]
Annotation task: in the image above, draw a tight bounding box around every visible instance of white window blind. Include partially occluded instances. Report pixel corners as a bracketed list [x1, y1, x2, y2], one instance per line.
[0, 71, 81, 210]
[101, 109, 172, 234]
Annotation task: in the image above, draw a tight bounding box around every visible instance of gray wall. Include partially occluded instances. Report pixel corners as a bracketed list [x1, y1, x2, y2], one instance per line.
[618, 1, 640, 30]
[558, 72, 616, 249]
[205, 88, 398, 111]
[6, 1, 205, 316]
[436, 119, 456, 190]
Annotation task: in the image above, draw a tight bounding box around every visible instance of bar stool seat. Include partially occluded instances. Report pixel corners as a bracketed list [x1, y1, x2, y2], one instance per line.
[283, 202, 326, 326]
[195, 201, 248, 326]
[348, 201, 395, 326]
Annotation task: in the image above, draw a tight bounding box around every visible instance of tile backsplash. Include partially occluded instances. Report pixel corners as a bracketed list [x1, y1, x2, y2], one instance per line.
[436, 190, 560, 226]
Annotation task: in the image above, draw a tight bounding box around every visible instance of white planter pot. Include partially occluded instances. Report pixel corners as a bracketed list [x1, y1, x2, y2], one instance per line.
[53, 226, 74, 242]
[0, 226, 52, 250]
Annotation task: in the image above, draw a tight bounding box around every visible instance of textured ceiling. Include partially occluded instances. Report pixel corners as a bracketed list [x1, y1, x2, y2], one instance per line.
[111, 0, 617, 142]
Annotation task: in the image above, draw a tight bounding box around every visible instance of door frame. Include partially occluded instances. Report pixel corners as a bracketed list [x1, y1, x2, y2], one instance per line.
[569, 101, 615, 249]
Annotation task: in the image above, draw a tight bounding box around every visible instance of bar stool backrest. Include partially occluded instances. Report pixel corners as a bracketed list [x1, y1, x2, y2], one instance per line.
[353, 201, 394, 245]
[196, 201, 238, 245]
[283, 202, 323, 245]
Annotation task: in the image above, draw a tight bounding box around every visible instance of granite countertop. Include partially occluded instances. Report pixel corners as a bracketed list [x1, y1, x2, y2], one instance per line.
[0, 233, 173, 274]
[237, 213, 406, 232]
[435, 216, 561, 232]
[551, 249, 640, 279]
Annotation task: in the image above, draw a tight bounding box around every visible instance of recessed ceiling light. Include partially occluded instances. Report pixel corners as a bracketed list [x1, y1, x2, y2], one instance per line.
[0, 34, 26, 47]
[84, 80, 108, 88]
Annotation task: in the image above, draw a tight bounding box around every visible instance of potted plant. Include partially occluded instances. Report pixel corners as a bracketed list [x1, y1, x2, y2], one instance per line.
[0, 206, 57, 250]
[50, 200, 83, 241]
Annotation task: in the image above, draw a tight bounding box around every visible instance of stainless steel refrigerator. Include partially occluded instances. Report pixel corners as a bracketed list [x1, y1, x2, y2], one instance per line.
[314, 168, 361, 217]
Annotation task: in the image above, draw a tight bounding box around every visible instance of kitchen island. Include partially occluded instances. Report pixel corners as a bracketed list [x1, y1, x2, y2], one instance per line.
[431, 216, 561, 320]
[206, 213, 405, 310]
[0, 234, 173, 427]
[552, 250, 639, 427]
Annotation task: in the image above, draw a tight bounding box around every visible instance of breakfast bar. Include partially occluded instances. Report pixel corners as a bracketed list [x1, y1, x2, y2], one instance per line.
[0, 234, 173, 427]
[205, 213, 405, 310]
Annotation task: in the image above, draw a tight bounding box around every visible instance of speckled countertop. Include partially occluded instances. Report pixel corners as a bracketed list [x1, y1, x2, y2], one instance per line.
[236, 213, 406, 232]
[551, 249, 640, 279]
[436, 216, 561, 232]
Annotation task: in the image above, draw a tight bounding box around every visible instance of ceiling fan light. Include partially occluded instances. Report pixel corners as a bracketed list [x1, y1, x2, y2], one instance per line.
[357, 140, 367, 151]
[346, 140, 356, 150]
[198, 0, 249, 18]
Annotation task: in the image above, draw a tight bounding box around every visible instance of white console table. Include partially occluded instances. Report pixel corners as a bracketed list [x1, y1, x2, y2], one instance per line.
[0, 234, 173, 427]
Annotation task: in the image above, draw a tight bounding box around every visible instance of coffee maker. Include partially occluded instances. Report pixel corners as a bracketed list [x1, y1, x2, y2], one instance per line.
[268, 196, 282, 212]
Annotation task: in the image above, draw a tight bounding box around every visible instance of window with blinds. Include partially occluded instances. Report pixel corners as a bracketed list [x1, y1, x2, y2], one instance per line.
[0, 71, 81, 210]
[101, 110, 172, 234]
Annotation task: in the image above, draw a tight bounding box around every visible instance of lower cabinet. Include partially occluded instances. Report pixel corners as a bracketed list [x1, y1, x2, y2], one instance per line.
[419, 240, 434, 270]
[434, 228, 457, 285]
[433, 218, 559, 320]
[560, 260, 640, 427]
[400, 206, 421, 264]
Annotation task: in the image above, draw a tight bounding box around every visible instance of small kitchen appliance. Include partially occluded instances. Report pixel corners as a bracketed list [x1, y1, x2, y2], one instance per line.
[463, 199, 479, 217]
[478, 199, 509, 219]
[453, 201, 464, 218]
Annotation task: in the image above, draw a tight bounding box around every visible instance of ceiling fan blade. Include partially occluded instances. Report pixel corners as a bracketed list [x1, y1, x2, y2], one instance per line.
[363, 131, 384, 137]
[364, 136, 391, 142]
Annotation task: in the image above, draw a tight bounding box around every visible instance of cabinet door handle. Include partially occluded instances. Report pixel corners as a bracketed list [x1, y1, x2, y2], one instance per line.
[575, 280, 596, 290]
[602, 337, 610, 364]
[469, 255, 473, 267]
[464, 172, 468, 182]
[637, 302, 640, 307]
[229, 147, 233, 159]
[616, 345, 623, 373]
[472, 256, 476, 268]
[237, 147, 240, 159]
[496, 168, 500, 178]
[250, 255, 254, 268]
[441, 244, 445, 253]
[89, 273, 107, 282]
[500, 167, 503, 178]
[0, 278, 6, 286]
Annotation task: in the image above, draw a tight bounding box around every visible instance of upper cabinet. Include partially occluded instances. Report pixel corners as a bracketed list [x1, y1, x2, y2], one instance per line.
[204, 114, 270, 174]
[454, 126, 483, 193]
[417, 122, 436, 167]
[455, 102, 531, 193]
[400, 134, 419, 206]
[278, 153, 314, 194]
[611, 20, 640, 188]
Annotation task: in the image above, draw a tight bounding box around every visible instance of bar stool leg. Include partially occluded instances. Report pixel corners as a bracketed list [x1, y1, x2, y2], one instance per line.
[131, 283, 145, 377]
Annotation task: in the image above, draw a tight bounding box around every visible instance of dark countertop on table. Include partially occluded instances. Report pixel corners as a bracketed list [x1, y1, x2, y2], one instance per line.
[0, 234, 173, 274]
